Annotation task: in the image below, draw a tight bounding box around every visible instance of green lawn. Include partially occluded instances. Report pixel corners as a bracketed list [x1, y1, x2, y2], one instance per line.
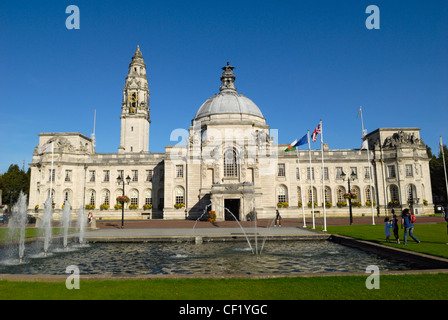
[326, 222, 448, 259]
[2, 273, 448, 300]
[0, 227, 73, 242]
[1, 223, 448, 300]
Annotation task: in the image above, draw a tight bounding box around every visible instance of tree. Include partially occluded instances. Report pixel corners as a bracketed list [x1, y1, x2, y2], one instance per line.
[428, 144, 448, 206]
[0, 164, 30, 208]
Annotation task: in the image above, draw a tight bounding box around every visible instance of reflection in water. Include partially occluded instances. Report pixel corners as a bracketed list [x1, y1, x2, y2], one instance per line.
[0, 240, 411, 275]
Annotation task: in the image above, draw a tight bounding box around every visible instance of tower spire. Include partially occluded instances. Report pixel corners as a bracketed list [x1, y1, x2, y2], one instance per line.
[220, 61, 236, 92]
[118, 46, 151, 153]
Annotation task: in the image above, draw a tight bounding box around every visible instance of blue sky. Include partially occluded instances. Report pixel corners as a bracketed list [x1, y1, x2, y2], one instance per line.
[1, 0, 447, 173]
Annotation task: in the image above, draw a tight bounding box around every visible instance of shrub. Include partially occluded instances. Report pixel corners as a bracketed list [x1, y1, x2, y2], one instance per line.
[337, 201, 347, 208]
[277, 202, 289, 208]
[174, 203, 185, 209]
[307, 201, 318, 208]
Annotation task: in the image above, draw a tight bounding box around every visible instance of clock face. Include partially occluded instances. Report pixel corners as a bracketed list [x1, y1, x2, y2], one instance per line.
[128, 92, 138, 103]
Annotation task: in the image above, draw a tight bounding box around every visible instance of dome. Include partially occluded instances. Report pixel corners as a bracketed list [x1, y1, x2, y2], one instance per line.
[195, 91, 264, 119]
[194, 62, 264, 121]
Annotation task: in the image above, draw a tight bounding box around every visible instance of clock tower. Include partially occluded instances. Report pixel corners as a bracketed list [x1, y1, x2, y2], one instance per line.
[118, 46, 151, 153]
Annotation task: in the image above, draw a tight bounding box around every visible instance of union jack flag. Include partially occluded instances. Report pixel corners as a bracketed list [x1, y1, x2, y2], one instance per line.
[311, 121, 321, 142]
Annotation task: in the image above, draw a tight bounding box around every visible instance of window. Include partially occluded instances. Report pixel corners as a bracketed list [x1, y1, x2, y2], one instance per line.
[297, 187, 302, 203]
[351, 186, 360, 201]
[365, 186, 375, 203]
[132, 170, 138, 182]
[336, 186, 346, 202]
[49, 169, 55, 182]
[117, 170, 124, 179]
[388, 165, 396, 178]
[350, 167, 357, 178]
[145, 189, 152, 205]
[407, 185, 416, 203]
[101, 190, 110, 205]
[176, 165, 184, 178]
[390, 185, 399, 202]
[277, 163, 285, 177]
[364, 167, 371, 179]
[324, 187, 331, 203]
[224, 149, 238, 177]
[323, 167, 329, 180]
[278, 185, 287, 203]
[63, 189, 71, 203]
[88, 190, 96, 206]
[103, 170, 110, 182]
[89, 170, 96, 182]
[130, 189, 139, 206]
[307, 187, 317, 204]
[64, 170, 72, 182]
[336, 167, 343, 179]
[146, 170, 153, 182]
[296, 167, 300, 179]
[175, 187, 184, 204]
[307, 167, 314, 180]
[405, 164, 413, 177]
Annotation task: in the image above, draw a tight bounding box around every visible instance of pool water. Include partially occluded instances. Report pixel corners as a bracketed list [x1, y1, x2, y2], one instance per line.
[0, 240, 412, 275]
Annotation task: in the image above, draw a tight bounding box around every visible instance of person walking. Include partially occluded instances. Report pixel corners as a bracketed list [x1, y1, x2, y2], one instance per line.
[401, 208, 420, 244]
[274, 209, 282, 227]
[384, 217, 392, 242]
[392, 214, 400, 244]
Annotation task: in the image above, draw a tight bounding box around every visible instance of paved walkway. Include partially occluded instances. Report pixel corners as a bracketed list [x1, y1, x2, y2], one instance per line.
[84, 216, 444, 242]
[85, 220, 325, 242]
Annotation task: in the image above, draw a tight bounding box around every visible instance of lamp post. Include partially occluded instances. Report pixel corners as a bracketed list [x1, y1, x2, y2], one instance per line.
[117, 174, 131, 228]
[341, 171, 356, 225]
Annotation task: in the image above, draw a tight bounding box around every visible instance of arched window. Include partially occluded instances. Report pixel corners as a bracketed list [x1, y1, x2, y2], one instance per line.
[324, 186, 331, 203]
[390, 185, 399, 202]
[336, 186, 346, 203]
[278, 185, 288, 203]
[307, 187, 317, 204]
[87, 190, 96, 206]
[63, 189, 72, 205]
[224, 149, 238, 177]
[130, 189, 139, 206]
[175, 186, 185, 204]
[145, 189, 152, 205]
[351, 186, 361, 202]
[101, 189, 110, 205]
[365, 186, 375, 203]
[407, 184, 416, 203]
[297, 187, 303, 203]
[115, 189, 123, 204]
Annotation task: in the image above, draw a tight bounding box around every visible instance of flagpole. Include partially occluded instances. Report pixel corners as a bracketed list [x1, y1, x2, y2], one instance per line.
[308, 130, 315, 229]
[49, 141, 54, 202]
[320, 120, 327, 232]
[360, 107, 375, 225]
[441, 136, 448, 204]
[365, 139, 376, 225]
[296, 148, 306, 227]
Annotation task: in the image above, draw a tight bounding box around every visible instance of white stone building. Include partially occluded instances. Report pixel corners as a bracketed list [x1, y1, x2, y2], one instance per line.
[28, 47, 434, 221]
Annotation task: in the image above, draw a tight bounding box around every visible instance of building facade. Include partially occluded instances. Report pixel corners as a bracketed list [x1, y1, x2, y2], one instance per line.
[28, 47, 434, 221]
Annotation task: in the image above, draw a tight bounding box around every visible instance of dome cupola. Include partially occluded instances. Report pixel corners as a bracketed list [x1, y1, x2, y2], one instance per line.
[194, 63, 265, 122]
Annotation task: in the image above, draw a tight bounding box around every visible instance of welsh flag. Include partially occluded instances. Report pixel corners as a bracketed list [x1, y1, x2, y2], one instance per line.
[285, 134, 307, 152]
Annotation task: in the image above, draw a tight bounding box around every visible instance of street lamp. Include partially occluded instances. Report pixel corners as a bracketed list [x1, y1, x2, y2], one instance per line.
[341, 170, 356, 225]
[117, 174, 131, 228]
